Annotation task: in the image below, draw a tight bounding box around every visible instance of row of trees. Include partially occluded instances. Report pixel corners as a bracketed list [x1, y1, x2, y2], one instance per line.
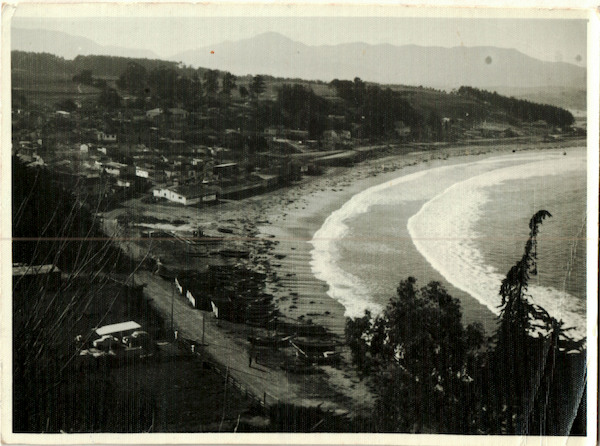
[457, 86, 575, 127]
[330, 77, 424, 138]
[346, 211, 586, 434]
[116, 62, 267, 108]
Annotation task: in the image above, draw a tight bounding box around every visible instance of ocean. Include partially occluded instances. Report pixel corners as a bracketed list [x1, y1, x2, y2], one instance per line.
[310, 147, 587, 339]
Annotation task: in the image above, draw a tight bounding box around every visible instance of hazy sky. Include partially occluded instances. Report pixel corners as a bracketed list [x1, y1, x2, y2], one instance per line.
[12, 16, 587, 66]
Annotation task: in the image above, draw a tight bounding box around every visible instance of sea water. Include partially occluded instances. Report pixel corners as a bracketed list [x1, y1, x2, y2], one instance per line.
[310, 148, 587, 339]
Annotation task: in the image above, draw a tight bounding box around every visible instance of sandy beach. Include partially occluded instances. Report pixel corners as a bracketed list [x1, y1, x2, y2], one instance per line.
[101, 137, 585, 415]
[256, 138, 586, 337]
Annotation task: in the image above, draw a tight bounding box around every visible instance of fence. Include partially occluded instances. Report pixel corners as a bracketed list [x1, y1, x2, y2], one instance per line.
[173, 334, 280, 409]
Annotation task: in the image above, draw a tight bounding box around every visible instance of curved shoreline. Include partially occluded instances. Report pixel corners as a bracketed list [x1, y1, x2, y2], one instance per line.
[261, 139, 586, 336]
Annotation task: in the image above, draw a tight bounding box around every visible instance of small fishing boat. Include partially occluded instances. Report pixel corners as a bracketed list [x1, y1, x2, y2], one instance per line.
[219, 249, 250, 258]
[247, 334, 291, 347]
[274, 321, 329, 336]
[280, 360, 323, 375]
[291, 338, 341, 352]
[298, 350, 342, 365]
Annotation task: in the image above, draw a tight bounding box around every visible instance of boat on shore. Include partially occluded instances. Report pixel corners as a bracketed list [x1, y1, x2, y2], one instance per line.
[218, 248, 250, 258]
[298, 350, 342, 365]
[247, 334, 291, 347]
[272, 320, 329, 336]
[291, 338, 341, 352]
[280, 359, 324, 375]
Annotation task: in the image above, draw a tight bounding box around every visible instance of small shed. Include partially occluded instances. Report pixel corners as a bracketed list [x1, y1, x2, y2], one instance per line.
[210, 297, 236, 321]
[13, 264, 61, 291]
[95, 321, 141, 338]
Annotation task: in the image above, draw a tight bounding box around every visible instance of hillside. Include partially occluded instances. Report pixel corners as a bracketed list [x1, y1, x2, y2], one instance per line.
[12, 50, 577, 137]
[12, 27, 160, 60]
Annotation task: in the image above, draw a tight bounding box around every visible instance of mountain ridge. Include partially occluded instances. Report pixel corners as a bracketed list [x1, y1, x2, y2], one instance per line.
[12, 27, 161, 61]
[170, 31, 585, 89]
[11, 28, 586, 91]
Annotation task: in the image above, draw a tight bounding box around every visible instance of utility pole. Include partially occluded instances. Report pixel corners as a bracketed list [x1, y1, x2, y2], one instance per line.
[170, 279, 174, 337]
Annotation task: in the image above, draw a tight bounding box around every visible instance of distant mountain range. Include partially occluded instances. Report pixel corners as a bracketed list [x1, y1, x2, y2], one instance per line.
[12, 27, 160, 60]
[12, 28, 585, 92]
[171, 32, 585, 90]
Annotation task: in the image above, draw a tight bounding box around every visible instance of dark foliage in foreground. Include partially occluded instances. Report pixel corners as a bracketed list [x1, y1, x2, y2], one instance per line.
[346, 279, 485, 433]
[267, 403, 372, 432]
[346, 211, 586, 434]
[12, 158, 144, 432]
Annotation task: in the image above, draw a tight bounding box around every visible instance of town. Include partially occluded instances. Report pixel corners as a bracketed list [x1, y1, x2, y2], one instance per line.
[12, 52, 585, 214]
[11, 46, 588, 435]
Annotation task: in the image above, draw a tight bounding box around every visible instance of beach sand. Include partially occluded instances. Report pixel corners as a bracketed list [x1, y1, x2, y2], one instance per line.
[258, 139, 586, 338]
[102, 137, 585, 414]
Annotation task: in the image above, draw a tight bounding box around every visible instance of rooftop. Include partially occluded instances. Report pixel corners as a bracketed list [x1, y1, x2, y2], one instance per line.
[96, 321, 141, 336]
[13, 264, 60, 276]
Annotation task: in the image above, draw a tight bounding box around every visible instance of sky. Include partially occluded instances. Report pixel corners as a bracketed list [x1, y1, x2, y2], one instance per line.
[12, 16, 587, 66]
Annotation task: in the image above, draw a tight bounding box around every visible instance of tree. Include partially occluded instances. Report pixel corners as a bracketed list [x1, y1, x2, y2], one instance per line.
[238, 85, 249, 99]
[491, 210, 585, 434]
[116, 62, 148, 94]
[346, 278, 485, 432]
[249, 75, 266, 98]
[181, 74, 203, 111]
[353, 77, 366, 107]
[329, 79, 355, 102]
[97, 88, 121, 109]
[277, 84, 329, 138]
[427, 110, 443, 139]
[221, 72, 237, 97]
[56, 98, 78, 112]
[147, 65, 179, 105]
[72, 69, 93, 86]
[203, 69, 219, 97]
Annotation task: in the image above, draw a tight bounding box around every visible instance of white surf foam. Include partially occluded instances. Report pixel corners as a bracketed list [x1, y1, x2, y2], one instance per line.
[407, 155, 586, 339]
[309, 152, 540, 318]
[310, 149, 585, 337]
[310, 168, 434, 317]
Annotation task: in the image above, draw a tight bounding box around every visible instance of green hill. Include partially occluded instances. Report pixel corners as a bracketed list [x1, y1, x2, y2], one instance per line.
[12, 50, 575, 133]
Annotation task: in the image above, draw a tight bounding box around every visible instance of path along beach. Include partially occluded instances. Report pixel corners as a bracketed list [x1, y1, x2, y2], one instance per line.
[105, 137, 586, 414]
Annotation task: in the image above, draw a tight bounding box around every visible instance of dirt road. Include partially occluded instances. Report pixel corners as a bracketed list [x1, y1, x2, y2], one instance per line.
[136, 269, 353, 414]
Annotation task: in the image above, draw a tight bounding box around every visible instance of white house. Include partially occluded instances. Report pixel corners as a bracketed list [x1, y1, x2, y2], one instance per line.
[168, 108, 189, 120]
[103, 161, 126, 176]
[135, 167, 150, 179]
[152, 185, 217, 206]
[146, 108, 163, 119]
[153, 187, 170, 199]
[97, 131, 117, 143]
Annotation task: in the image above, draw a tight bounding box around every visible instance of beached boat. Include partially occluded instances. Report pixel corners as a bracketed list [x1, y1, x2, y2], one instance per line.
[298, 350, 342, 365]
[273, 321, 329, 336]
[280, 360, 323, 375]
[247, 334, 291, 348]
[218, 249, 250, 258]
[291, 338, 341, 352]
[245, 318, 277, 328]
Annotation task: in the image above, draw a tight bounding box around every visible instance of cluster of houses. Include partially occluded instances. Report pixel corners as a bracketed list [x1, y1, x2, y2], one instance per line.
[13, 101, 356, 207]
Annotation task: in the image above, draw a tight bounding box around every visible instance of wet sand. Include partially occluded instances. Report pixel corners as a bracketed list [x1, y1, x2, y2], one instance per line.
[258, 139, 586, 336]
[102, 137, 585, 414]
